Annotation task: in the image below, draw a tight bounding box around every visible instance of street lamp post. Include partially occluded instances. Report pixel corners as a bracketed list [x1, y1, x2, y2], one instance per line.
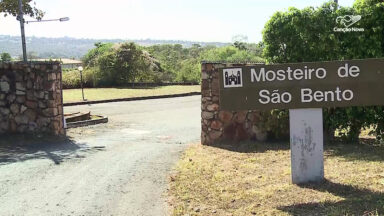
[25, 17, 70, 24]
[16, 0, 69, 62]
[78, 66, 86, 101]
[17, 0, 27, 62]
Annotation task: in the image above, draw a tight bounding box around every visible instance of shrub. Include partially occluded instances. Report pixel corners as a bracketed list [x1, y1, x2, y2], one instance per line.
[262, 0, 384, 142]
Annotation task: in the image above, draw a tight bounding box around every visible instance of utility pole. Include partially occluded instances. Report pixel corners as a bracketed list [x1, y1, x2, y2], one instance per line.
[18, 0, 27, 62]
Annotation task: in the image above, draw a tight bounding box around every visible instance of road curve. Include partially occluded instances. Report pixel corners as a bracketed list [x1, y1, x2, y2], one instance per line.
[0, 96, 201, 216]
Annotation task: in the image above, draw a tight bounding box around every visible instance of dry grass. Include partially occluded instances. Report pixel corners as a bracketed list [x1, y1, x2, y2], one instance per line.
[169, 142, 384, 216]
[63, 85, 200, 103]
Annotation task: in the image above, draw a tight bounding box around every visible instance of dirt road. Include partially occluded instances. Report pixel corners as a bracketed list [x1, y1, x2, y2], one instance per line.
[0, 96, 200, 216]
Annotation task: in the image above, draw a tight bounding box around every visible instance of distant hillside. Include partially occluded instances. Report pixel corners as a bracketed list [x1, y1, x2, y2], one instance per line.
[0, 35, 229, 59]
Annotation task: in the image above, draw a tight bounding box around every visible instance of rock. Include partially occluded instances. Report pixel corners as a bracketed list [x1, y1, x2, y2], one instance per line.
[235, 111, 247, 123]
[7, 94, 16, 103]
[48, 91, 56, 100]
[209, 130, 222, 140]
[34, 91, 45, 99]
[43, 107, 58, 117]
[210, 120, 223, 130]
[16, 90, 26, 95]
[10, 104, 20, 114]
[201, 90, 210, 97]
[26, 91, 35, 100]
[202, 124, 208, 132]
[207, 104, 219, 112]
[48, 73, 56, 81]
[223, 123, 249, 141]
[16, 82, 26, 91]
[0, 120, 8, 130]
[0, 81, 10, 93]
[37, 117, 50, 127]
[212, 96, 219, 103]
[247, 112, 261, 122]
[17, 125, 28, 133]
[201, 131, 209, 145]
[16, 96, 26, 104]
[219, 111, 233, 124]
[28, 122, 37, 132]
[15, 114, 28, 124]
[203, 119, 211, 126]
[202, 111, 214, 120]
[26, 80, 33, 89]
[252, 125, 268, 142]
[1, 75, 9, 82]
[20, 105, 27, 113]
[51, 120, 60, 131]
[0, 107, 10, 115]
[0, 93, 5, 100]
[0, 101, 5, 106]
[25, 109, 37, 121]
[202, 80, 209, 90]
[29, 72, 35, 80]
[9, 120, 17, 132]
[47, 100, 56, 108]
[38, 101, 47, 108]
[15, 72, 23, 81]
[26, 100, 38, 109]
[202, 97, 211, 103]
[202, 72, 209, 79]
[211, 78, 220, 96]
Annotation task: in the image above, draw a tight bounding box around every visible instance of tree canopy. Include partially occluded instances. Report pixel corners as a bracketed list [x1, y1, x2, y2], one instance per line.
[0, 0, 44, 19]
[262, 0, 384, 141]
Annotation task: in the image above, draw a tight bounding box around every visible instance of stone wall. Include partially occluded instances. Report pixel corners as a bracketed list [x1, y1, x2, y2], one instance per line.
[201, 62, 268, 145]
[0, 62, 65, 135]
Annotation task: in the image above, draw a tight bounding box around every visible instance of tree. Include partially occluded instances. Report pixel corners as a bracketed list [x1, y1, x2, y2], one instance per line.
[262, 0, 384, 142]
[0, 52, 11, 62]
[82, 42, 161, 86]
[200, 46, 264, 63]
[233, 41, 247, 51]
[0, 0, 44, 19]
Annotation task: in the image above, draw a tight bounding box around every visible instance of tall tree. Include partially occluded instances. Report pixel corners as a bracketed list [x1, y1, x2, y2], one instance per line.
[262, 0, 384, 142]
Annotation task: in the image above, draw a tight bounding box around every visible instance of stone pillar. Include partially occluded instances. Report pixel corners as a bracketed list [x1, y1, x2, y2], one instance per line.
[0, 62, 65, 135]
[201, 62, 267, 145]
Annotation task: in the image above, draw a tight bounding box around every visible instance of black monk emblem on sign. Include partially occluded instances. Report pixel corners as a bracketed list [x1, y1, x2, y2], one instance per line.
[223, 68, 243, 88]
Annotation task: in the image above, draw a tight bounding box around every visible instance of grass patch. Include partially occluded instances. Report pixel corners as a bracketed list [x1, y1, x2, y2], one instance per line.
[169, 142, 384, 215]
[63, 85, 200, 103]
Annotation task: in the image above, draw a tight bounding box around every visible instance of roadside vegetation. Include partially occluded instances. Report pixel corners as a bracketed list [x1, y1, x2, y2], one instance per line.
[62, 42, 264, 88]
[169, 142, 384, 216]
[260, 0, 384, 142]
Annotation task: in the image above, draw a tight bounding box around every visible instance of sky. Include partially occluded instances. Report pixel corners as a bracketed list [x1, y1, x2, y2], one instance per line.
[0, 0, 355, 43]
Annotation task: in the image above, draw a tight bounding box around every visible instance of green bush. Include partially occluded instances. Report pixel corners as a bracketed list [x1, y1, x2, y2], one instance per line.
[62, 69, 94, 89]
[262, 0, 384, 142]
[200, 46, 264, 63]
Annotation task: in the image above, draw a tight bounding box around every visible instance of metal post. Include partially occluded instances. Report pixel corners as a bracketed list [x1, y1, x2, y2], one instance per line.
[18, 0, 27, 62]
[80, 70, 85, 101]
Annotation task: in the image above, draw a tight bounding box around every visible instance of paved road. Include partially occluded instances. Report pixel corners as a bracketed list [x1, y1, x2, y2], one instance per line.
[0, 96, 201, 216]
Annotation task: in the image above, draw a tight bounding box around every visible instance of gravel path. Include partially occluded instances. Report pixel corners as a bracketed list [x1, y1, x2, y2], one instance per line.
[0, 96, 200, 216]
